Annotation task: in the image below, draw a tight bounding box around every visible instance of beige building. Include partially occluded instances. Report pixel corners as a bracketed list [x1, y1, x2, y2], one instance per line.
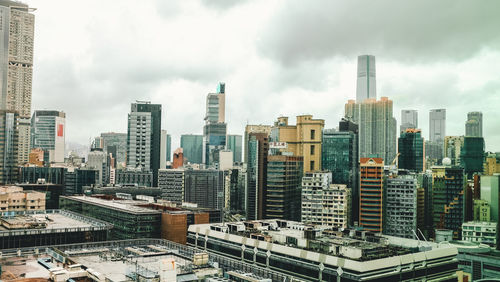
[0, 2, 35, 166]
[444, 136, 464, 166]
[0, 186, 45, 212]
[271, 115, 324, 173]
[484, 153, 500, 175]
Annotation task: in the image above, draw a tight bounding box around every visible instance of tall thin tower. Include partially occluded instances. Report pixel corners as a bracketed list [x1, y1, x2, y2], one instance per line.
[0, 1, 35, 166]
[356, 55, 376, 103]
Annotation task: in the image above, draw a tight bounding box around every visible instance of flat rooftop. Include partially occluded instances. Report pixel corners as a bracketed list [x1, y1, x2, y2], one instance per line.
[61, 195, 162, 215]
[0, 210, 112, 236]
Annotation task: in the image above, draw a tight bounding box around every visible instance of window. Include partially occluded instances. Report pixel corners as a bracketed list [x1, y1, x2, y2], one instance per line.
[310, 145, 315, 155]
[310, 129, 315, 140]
[310, 160, 315, 171]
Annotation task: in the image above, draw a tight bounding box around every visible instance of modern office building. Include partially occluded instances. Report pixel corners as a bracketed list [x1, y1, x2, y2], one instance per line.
[356, 55, 376, 103]
[484, 152, 500, 175]
[188, 220, 461, 281]
[245, 131, 269, 220]
[0, 110, 19, 184]
[166, 133, 171, 161]
[100, 132, 127, 168]
[30, 110, 65, 163]
[87, 148, 108, 185]
[243, 125, 271, 162]
[460, 136, 485, 179]
[64, 168, 98, 195]
[384, 173, 418, 239]
[228, 167, 245, 215]
[60, 195, 162, 239]
[115, 168, 153, 187]
[400, 109, 418, 133]
[270, 115, 324, 172]
[265, 155, 303, 221]
[480, 174, 500, 223]
[180, 134, 203, 164]
[126, 101, 162, 186]
[184, 169, 225, 211]
[227, 134, 242, 163]
[462, 221, 497, 246]
[444, 136, 464, 166]
[0, 1, 35, 166]
[345, 97, 396, 164]
[0, 209, 112, 249]
[359, 158, 384, 232]
[432, 165, 466, 240]
[429, 109, 446, 143]
[203, 83, 227, 166]
[398, 128, 424, 172]
[417, 171, 434, 239]
[301, 172, 351, 228]
[473, 199, 491, 221]
[465, 111, 482, 137]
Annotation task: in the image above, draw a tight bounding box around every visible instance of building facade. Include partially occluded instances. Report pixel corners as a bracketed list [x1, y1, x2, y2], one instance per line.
[465, 111, 482, 137]
[203, 83, 227, 166]
[400, 109, 418, 133]
[126, 101, 162, 186]
[359, 158, 384, 232]
[444, 136, 464, 166]
[100, 132, 127, 168]
[0, 1, 35, 166]
[462, 221, 496, 246]
[180, 134, 203, 164]
[245, 132, 269, 220]
[0, 110, 19, 184]
[460, 136, 485, 179]
[384, 174, 418, 238]
[356, 55, 376, 103]
[158, 168, 184, 203]
[30, 110, 65, 163]
[227, 134, 242, 163]
[184, 169, 225, 211]
[265, 155, 303, 221]
[398, 128, 424, 172]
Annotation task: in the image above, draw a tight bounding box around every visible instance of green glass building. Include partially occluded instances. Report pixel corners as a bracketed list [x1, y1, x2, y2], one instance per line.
[460, 136, 485, 179]
[180, 134, 203, 164]
[227, 134, 242, 163]
[398, 129, 424, 172]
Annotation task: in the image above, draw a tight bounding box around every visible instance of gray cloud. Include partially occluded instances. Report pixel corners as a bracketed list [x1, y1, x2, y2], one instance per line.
[258, 0, 500, 66]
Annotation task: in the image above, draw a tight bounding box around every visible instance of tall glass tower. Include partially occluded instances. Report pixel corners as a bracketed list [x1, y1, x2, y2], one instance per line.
[356, 55, 377, 103]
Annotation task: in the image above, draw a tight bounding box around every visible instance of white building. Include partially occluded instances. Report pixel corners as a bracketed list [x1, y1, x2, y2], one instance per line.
[301, 172, 350, 228]
[462, 221, 497, 246]
[30, 110, 66, 163]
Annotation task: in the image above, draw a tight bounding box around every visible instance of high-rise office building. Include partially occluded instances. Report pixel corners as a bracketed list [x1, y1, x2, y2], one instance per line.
[160, 130, 169, 169]
[126, 101, 162, 186]
[429, 109, 446, 142]
[345, 97, 396, 164]
[100, 132, 127, 168]
[0, 2, 35, 166]
[398, 129, 424, 172]
[444, 136, 464, 166]
[460, 136, 485, 179]
[465, 111, 482, 137]
[265, 155, 303, 221]
[245, 131, 269, 220]
[243, 125, 271, 163]
[432, 165, 466, 240]
[0, 110, 19, 184]
[166, 134, 171, 161]
[87, 148, 108, 185]
[301, 172, 351, 228]
[30, 110, 65, 163]
[270, 115, 324, 172]
[203, 83, 227, 166]
[480, 175, 499, 223]
[359, 158, 384, 232]
[227, 134, 242, 163]
[184, 169, 225, 211]
[400, 110, 418, 133]
[181, 134, 203, 164]
[356, 55, 376, 103]
[384, 173, 418, 239]
[322, 118, 359, 224]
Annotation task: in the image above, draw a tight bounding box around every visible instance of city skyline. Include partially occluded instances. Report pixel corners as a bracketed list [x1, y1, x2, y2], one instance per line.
[24, 0, 500, 152]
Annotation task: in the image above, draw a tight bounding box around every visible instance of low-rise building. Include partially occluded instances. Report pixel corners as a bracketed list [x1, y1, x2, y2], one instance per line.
[0, 186, 45, 212]
[188, 220, 460, 281]
[462, 221, 497, 246]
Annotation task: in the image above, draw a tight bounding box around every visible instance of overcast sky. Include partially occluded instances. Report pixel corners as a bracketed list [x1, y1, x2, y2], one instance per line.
[25, 0, 500, 154]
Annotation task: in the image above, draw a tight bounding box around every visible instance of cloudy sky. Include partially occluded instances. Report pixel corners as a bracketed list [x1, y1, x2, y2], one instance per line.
[25, 0, 500, 153]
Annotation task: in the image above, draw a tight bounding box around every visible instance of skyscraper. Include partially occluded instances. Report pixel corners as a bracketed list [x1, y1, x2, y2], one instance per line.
[444, 136, 464, 166]
[384, 173, 418, 239]
[160, 130, 170, 169]
[245, 131, 269, 220]
[203, 83, 227, 166]
[460, 136, 485, 179]
[180, 134, 203, 164]
[398, 129, 424, 172]
[356, 55, 376, 103]
[400, 109, 418, 133]
[345, 97, 397, 164]
[30, 110, 65, 163]
[465, 111, 482, 137]
[429, 109, 446, 142]
[126, 101, 162, 186]
[0, 1, 35, 166]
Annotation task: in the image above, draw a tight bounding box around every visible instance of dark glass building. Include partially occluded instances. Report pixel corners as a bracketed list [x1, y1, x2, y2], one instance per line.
[265, 155, 303, 221]
[460, 136, 485, 179]
[245, 132, 269, 220]
[180, 134, 203, 164]
[184, 169, 225, 211]
[398, 129, 424, 172]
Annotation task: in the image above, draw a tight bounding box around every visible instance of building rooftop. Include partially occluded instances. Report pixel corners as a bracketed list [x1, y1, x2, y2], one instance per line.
[61, 195, 162, 215]
[0, 210, 112, 236]
[0, 239, 290, 282]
